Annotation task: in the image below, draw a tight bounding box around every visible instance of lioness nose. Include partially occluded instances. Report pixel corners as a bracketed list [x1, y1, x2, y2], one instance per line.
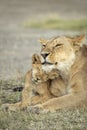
[41, 53, 49, 59]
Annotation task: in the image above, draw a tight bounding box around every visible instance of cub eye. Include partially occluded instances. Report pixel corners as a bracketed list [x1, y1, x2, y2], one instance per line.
[55, 44, 63, 47]
[37, 77, 41, 81]
[42, 44, 46, 48]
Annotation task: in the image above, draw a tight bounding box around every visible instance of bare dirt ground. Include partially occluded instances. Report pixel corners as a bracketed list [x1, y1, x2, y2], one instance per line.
[0, 0, 87, 80]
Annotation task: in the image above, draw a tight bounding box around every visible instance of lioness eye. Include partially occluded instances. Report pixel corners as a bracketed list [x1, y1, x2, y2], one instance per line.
[55, 44, 63, 47]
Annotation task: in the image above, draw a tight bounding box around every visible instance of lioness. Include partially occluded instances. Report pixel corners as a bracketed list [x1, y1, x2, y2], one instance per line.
[34, 35, 87, 112]
[3, 35, 87, 112]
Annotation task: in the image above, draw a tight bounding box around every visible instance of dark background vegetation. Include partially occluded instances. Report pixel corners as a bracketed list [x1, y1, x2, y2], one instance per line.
[0, 0, 87, 129]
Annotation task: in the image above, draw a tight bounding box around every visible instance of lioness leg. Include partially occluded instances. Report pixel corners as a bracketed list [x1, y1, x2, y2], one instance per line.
[20, 70, 33, 108]
[31, 94, 52, 105]
[31, 90, 53, 105]
[36, 92, 84, 112]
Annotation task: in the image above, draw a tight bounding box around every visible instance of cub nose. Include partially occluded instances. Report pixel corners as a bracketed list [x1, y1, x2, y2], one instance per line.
[41, 53, 49, 59]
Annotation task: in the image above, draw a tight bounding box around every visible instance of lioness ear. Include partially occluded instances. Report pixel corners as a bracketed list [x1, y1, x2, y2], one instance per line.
[32, 54, 41, 64]
[72, 35, 85, 51]
[38, 38, 47, 44]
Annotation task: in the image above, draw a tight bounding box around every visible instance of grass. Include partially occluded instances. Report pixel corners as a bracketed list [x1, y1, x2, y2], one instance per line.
[23, 18, 87, 32]
[0, 79, 87, 130]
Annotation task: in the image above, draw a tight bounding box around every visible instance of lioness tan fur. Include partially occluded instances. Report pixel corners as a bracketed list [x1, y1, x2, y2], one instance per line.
[34, 35, 87, 112]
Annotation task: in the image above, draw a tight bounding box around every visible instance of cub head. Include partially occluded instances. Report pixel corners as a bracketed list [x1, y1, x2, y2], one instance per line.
[39, 35, 85, 72]
[32, 54, 59, 84]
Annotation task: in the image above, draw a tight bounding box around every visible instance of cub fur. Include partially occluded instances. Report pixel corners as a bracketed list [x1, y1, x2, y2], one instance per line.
[31, 54, 59, 105]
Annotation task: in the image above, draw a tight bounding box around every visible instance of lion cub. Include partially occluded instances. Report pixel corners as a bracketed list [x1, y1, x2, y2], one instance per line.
[31, 54, 59, 105]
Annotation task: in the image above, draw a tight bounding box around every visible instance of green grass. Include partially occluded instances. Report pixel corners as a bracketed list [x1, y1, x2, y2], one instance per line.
[23, 18, 87, 31]
[0, 79, 87, 130]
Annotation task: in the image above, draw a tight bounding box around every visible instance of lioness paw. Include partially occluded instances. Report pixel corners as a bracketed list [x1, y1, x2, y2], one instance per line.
[33, 104, 56, 113]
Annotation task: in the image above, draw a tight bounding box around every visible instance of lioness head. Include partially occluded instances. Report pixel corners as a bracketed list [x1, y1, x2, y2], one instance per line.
[32, 54, 59, 84]
[39, 35, 85, 73]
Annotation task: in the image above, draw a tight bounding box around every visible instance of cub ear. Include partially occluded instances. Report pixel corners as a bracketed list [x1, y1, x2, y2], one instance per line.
[32, 54, 41, 64]
[38, 38, 47, 44]
[72, 35, 85, 51]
